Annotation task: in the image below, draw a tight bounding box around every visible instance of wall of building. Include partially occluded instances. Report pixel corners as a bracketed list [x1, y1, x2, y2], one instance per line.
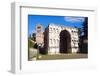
[46, 23, 79, 54]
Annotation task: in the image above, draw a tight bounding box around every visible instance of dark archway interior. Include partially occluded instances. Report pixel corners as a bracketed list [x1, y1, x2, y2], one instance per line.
[60, 30, 71, 53]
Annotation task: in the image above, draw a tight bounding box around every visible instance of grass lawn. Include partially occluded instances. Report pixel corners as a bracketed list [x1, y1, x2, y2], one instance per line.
[38, 53, 88, 60]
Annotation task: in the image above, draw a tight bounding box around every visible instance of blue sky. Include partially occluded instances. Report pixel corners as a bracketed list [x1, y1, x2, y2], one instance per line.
[28, 15, 86, 36]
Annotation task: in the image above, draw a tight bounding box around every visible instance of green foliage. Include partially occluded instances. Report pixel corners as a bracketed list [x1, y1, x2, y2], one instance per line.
[78, 28, 82, 37]
[32, 33, 36, 41]
[28, 39, 35, 48]
[82, 17, 88, 38]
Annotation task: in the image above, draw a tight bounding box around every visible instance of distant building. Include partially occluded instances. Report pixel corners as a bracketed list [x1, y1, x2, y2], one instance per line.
[36, 32, 44, 46]
[44, 23, 79, 54]
[36, 24, 44, 47]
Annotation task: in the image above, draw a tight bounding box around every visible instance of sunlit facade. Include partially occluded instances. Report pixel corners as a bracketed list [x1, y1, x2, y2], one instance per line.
[44, 23, 79, 54]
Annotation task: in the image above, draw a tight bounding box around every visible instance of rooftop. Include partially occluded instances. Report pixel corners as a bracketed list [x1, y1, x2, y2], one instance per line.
[48, 23, 78, 29]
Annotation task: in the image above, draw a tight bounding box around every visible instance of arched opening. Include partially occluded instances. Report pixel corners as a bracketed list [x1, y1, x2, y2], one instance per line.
[60, 30, 71, 53]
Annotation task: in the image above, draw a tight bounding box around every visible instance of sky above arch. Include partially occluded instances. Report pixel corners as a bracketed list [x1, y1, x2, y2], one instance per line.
[28, 15, 87, 36]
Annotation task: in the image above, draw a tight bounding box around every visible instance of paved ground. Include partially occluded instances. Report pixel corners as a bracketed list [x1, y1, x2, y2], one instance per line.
[38, 53, 88, 60]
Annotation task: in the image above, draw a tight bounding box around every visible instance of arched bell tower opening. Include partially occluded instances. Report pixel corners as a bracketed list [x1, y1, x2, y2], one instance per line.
[60, 30, 71, 53]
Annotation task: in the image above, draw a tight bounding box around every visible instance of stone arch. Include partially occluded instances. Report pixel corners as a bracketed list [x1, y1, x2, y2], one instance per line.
[59, 30, 71, 53]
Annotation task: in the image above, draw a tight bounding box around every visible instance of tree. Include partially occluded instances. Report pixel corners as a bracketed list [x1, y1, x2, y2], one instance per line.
[82, 17, 88, 39]
[78, 28, 83, 37]
[32, 33, 36, 41]
[79, 17, 88, 53]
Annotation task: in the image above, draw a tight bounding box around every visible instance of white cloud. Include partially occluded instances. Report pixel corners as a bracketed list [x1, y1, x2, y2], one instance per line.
[64, 17, 85, 22]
